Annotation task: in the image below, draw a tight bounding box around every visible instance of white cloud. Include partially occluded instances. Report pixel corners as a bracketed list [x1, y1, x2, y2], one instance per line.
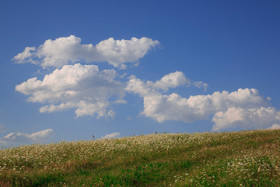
[267, 124, 280, 130]
[16, 63, 125, 118]
[126, 72, 209, 98]
[126, 71, 190, 97]
[95, 37, 159, 67]
[151, 71, 191, 91]
[114, 99, 127, 104]
[13, 36, 279, 132]
[13, 35, 159, 68]
[212, 107, 280, 131]
[102, 132, 120, 139]
[126, 74, 271, 128]
[193, 81, 208, 91]
[13, 46, 36, 64]
[2, 129, 54, 144]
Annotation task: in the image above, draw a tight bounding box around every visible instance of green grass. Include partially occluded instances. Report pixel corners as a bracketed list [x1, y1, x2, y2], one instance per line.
[1, 129, 280, 186]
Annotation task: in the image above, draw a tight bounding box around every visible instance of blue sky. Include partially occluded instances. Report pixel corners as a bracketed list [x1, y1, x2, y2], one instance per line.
[1, 0, 280, 146]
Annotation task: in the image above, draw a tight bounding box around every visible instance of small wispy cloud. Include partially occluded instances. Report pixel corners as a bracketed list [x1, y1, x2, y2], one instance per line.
[1, 129, 54, 144]
[102, 132, 120, 139]
[193, 81, 208, 91]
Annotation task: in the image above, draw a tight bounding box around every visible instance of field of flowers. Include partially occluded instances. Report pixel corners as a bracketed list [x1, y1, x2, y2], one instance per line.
[0, 129, 280, 186]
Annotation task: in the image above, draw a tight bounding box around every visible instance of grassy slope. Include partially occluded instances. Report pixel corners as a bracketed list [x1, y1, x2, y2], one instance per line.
[0, 130, 280, 186]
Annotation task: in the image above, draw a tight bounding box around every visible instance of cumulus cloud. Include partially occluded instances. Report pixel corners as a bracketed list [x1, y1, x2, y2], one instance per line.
[126, 71, 190, 97]
[141, 89, 266, 123]
[2, 129, 54, 144]
[13, 36, 280, 132]
[212, 107, 280, 131]
[126, 71, 208, 98]
[13, 47, 36, 64]
[16, 63, 125, 118]
[13, 35, 159, 68]
[267, 124, 280, 130]
[152, 71, 191, 91]
[126, 73, 278, 131]
[102, 132, 120, 139]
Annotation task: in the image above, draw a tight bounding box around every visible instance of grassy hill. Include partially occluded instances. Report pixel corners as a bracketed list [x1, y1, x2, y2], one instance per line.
[0, 130, 280, 186]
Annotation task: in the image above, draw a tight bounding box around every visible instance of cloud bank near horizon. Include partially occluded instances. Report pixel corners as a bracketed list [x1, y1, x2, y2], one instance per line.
[14, 36, 280, 132]
[0, 129, 54, 145]
[126, 74, 280, 131]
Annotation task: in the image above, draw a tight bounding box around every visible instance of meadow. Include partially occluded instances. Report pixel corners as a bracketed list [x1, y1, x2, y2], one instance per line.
[0, 129, 280, 186]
